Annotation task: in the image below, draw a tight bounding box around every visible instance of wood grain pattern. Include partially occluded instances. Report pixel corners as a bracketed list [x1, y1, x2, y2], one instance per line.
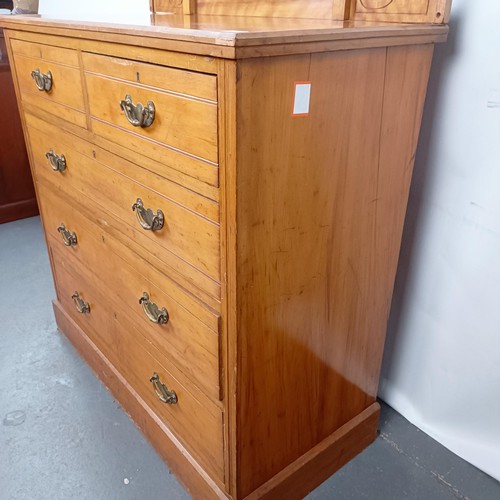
[8, 31, 222, 197]
[85, 73, 218, 164]
[82, 52, 217, 103]
[357, 0, 431, 14]
[234, 44, 433, 496]
[25, 112, 220, 221]
[152, 0, 185, 15]
[50, 243, 225, 482]
[353, 0, 451, 24]
[27, 123, 221, 284]
[152, 0, 452, 23]
[90, 128, 221, 197]
[196, 0, 334, 19]
[233, 33, 447, 59]
[16, 56, 86, 126]
[18, 90, 87, 129]
[235, 48, 386, 496]
[52, 302, 228, 498]
[10, 38, 80, 66]
[246, 403, 379, 499]
[39, 183, 221, 401]
[14, 56, 85, 110]
[0, 17, 448, 59]
[216, 57, 239, 496]
[34, 170, 221, 312]
[21, 100, 220, 200]
[10, 29, 220, 73]
[31, 178, 221, 311]
[12, 44, 87, 128]
[89, 118, 219, 187]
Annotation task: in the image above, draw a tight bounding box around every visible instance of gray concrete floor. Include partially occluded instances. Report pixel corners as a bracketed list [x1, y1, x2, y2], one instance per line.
[1, 216, 499, 500]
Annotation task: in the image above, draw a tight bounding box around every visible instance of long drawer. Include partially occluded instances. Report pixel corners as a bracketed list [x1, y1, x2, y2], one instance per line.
[49, 241, 225, 482]
[83, 52, 219, 186]
[26, 114, 221, 299]
[39, 182, 221, 401]
[10, 38, 86, 128]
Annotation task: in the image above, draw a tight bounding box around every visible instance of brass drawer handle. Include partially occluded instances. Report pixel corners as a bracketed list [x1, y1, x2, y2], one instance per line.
[71, 292, 90, 314]
[57, 224, 77, 247]
[45, 149, 66, 172]
[150, 373, 177, 405]
[139, 292, 169, 325]
[120, 94, 156, 128]
[31, 68, 52, 92]
[132, 198, 164, 231]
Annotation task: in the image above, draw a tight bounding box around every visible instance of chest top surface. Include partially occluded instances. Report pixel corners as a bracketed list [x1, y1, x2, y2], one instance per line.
[0, 9, 448, 59]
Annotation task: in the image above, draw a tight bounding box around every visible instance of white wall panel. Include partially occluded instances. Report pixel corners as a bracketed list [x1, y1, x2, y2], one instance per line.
[380, 0, 500, 481]
[39, 0, 150, 24]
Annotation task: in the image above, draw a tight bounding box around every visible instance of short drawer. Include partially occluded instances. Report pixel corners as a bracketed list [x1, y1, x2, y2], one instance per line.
[83, 52, 218, 187]
[49, 242, 224, 482]
[10, 38, 86, 128]
[39, 183, 221, 401]
[26, 116, 221, 295]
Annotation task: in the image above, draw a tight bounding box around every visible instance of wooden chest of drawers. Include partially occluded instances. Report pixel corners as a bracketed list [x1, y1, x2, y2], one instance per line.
[1, 5, 449, 498]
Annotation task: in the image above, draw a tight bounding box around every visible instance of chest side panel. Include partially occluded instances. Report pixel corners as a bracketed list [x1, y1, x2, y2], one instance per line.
[235, 44, 434, 496]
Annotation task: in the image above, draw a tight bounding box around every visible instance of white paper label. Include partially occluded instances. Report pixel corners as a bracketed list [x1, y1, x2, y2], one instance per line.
[292, 83, 311, 116]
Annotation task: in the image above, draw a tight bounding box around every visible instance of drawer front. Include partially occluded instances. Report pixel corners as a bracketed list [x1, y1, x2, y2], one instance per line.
[39, 183, 221, 401]
[83, 53, 218, 186]
[10, 38, 86, 128]
[49, 241, 224, 481]
[82, 52, 217, 103]
[26, 119, 221, 289]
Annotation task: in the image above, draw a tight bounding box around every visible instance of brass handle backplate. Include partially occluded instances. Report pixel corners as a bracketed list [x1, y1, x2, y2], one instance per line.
[132, 198, 164, 231]
[139, 292, 169, 325]
[71, 292, 90, 314]
[45, 149, 66, 172]
[120, 94, 155, 128]
[57, 224, 77, 247]
[150, 373, 177, 404]
[31, 68, 52, 92]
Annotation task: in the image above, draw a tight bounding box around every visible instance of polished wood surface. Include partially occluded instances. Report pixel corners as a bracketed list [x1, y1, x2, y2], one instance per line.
[85, 71, 218, 164]
[11, 37, 80, 65]
[27, 121, 222, 287]
[50, 241, 225, 482]
[152, 0, 452, 23]
[39, 183, 221, 402]
[82, 51, 220, 187]
[353, 0, 452, 24]
[196, 0, 335, 19]
[12, 39, 86, 127]
[7, 26, 222, 200]
[235, 48, 379, 495]
[24, 115, 222, 308]
[2, 6, 449, 498]
[83, 52, 217, 102]
[247, 403, 379, 500]
[52, 302, 229, 499]
[0, 15, 448, 59]
[233, 43, 433, 496]
[0, 31, 37, 223]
